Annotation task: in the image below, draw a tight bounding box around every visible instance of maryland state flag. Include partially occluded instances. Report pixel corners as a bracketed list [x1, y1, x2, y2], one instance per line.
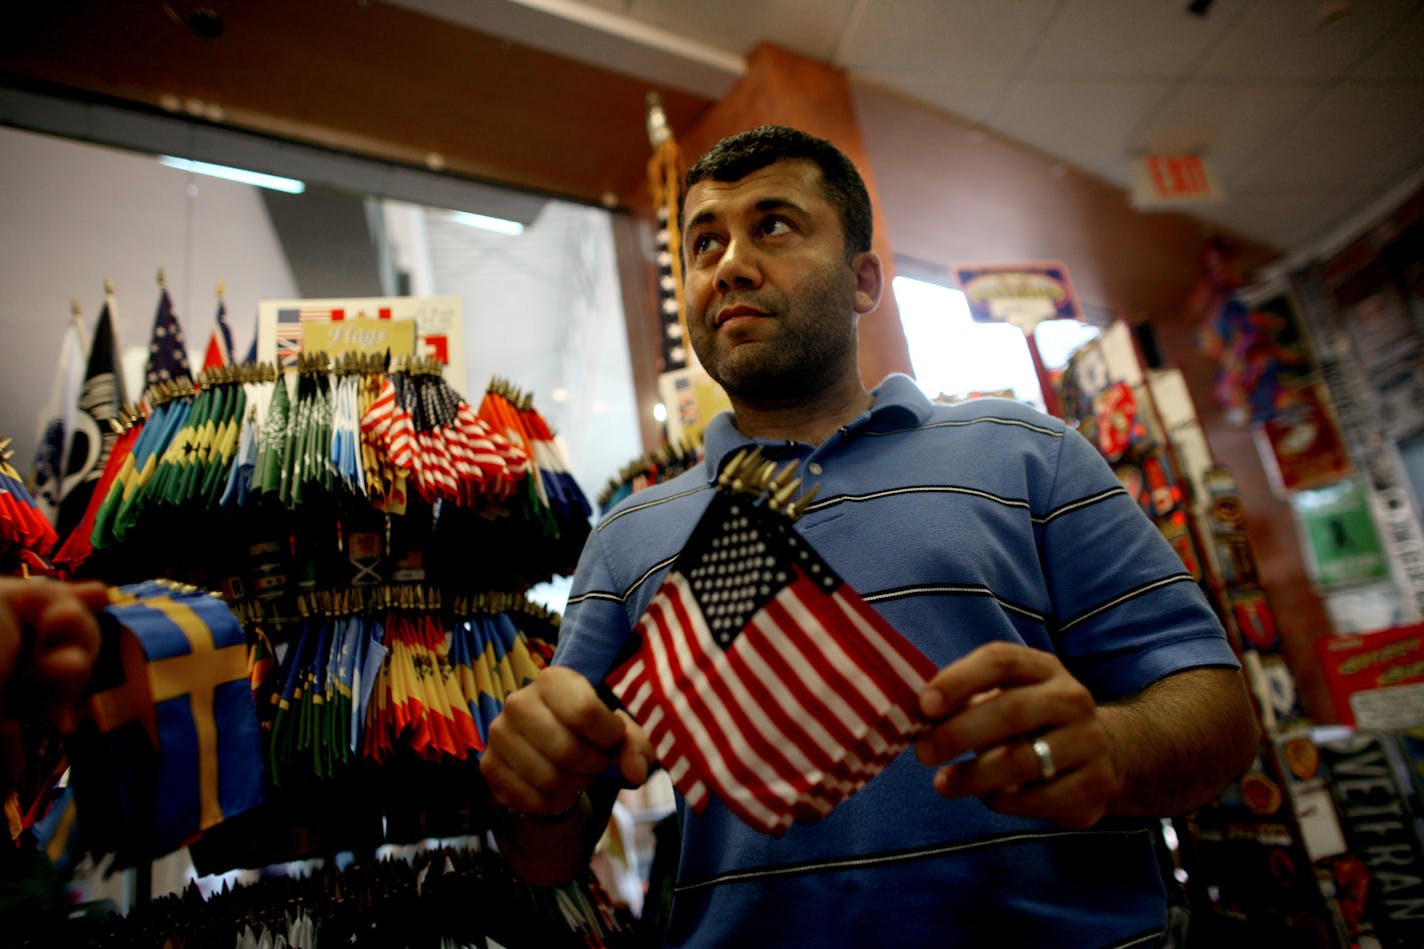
[67, 581, 264, 863]
[604, 451, 937, 836]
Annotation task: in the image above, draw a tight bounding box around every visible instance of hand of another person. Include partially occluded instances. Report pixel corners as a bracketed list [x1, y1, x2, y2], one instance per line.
[480, 665, 654, 816]
[0, 577, 108, 793]
[914, 641, 1123, 829]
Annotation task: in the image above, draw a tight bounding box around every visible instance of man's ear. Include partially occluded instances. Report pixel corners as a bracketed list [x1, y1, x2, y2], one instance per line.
[851, 250, 884, 314]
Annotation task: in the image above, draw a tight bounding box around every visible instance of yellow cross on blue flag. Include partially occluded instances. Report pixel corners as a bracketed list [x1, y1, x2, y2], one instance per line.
[70, 580, 264, 862]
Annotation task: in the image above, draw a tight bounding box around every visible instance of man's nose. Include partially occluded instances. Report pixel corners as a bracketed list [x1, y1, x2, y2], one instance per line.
[715, 237, 761, 292]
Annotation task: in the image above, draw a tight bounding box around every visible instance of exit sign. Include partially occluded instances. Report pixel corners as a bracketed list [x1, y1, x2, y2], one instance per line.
[1129, 154, 1224, 208]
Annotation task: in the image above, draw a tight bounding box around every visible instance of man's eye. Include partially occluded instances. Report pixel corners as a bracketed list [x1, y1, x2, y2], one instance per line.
[691, 233, 723, 254]
[760, 218, 792, 237]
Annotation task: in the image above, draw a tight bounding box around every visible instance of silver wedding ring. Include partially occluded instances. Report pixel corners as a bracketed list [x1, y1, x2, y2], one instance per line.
[1031, 737, 1057, 782]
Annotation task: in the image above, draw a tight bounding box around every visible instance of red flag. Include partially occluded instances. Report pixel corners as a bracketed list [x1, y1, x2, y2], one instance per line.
[50, 420, 138, 570]
[202, 295, 237, 371]
[605, 457, 936, 835]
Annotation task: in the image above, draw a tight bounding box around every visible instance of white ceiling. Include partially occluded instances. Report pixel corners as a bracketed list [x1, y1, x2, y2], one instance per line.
[395, 0, 1424, 260]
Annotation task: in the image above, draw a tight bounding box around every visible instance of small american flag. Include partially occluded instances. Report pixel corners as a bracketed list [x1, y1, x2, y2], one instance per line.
[605, 459, 936, 835]
[275, 306, 340, 368]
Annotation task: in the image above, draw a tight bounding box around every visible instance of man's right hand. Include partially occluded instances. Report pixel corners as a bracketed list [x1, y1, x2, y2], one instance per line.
[480, 665, 654, 816]
[0, 577, 107, 794]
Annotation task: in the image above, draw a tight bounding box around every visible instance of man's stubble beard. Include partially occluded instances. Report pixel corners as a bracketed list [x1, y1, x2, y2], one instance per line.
[690, 271, 860, 410]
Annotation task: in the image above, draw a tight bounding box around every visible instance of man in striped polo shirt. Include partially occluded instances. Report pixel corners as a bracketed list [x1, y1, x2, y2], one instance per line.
[481, 125, 1257, 948]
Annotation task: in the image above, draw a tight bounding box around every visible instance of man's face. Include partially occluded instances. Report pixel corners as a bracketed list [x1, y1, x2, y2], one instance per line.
[681, 159, 873, 406]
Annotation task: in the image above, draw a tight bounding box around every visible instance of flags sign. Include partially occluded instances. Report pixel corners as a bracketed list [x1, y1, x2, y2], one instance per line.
[604, 449, 937, 835]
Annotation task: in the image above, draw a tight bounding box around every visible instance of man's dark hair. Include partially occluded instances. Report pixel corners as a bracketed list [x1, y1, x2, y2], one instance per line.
[683, 125, 873, 260]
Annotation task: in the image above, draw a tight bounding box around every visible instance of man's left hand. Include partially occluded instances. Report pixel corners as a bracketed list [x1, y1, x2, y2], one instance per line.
[914, 641, 1124, 829]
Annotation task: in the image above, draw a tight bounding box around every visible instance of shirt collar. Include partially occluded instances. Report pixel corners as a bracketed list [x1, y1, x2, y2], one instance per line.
[701, 373, 931, 482]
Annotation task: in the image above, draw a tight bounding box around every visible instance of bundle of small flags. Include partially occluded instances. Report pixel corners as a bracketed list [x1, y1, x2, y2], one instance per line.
[254, 586, 553, 770]
[476, 378, 592, 572]
[602, 448, 938, 836]
[448, 601, 548, 749]
[266, 609, 371, 785]
[0, 435, 58, 561]
[360, 359, 526, 510]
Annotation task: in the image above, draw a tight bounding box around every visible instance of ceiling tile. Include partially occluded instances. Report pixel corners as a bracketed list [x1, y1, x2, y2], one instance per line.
[836, 0, 1059, 75]
[1197, 184, 1376, 255]
[1349, 4, 1424, 80]
[1195, 0, 1418, 80]
[1023, 0, 1246, 78]
[1236, 81, 1424, 191]
[852, 69, 1010, 126]
[991, 77, 1173, 184]
[388, 0, 1424, 261]
[1129, 79, 1322, 179]
[624, 0, 861, 61]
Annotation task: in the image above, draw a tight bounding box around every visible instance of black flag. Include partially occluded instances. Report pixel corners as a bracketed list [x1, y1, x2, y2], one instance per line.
[57, 299, 126, 540]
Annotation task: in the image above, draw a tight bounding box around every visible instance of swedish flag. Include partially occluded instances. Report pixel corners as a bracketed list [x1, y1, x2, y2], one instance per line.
[70, 582, 265, 861]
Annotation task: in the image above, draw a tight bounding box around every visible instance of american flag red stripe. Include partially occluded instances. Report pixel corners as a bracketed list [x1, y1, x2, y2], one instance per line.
[749, 582, 900, 766]
[757, 592, 903, 756]
[641, 589, 799, 830]
[612, 597, 786, 832]
[774, 587, 924, 739]
[735, 592, 886, 781]
[659, 585, 848, 815]
[710, 609, 866, 802]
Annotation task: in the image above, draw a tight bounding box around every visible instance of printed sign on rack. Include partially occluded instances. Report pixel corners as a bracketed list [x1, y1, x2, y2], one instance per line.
[304, 317, 417, 363]
[1315, 622, 1424, 728]
[1292, 479, 1389, 590]
[257, 295, 465, 385]
[952, 261, 1081, 332]
[1255, 383, 1353, 494]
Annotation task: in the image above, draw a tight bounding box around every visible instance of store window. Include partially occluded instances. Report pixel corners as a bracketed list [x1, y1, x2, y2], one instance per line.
[0, 124, 641, 503]
[892, 275, 1099, 410]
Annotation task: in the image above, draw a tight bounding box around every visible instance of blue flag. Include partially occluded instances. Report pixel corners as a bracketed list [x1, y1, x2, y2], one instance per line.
[70, 582, 265, 862]
[144, 287, 193, 389]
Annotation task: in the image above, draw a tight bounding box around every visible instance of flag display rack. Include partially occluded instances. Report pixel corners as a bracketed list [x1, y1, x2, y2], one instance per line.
[4, 274, 607, 935]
